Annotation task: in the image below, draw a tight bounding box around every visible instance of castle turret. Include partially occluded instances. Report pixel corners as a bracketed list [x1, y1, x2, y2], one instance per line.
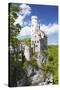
[31, 16, 47, 52]
[31, 16, 38, 26]
[31, 16, 40, 50]
[31, 16, 39, 36]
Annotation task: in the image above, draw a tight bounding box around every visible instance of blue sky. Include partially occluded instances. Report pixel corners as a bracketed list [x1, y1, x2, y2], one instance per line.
[15, 4, 58, 45]
[30, 4, 58, 24]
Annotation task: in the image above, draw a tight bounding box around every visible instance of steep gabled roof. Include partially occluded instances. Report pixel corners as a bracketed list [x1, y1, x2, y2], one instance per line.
[38, 29, 47, 38]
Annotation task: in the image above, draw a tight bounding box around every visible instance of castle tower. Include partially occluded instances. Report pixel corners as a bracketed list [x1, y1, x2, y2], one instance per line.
[31, 16, 39, 36]
[31, 16, 41, 52]
[31, 16, 47, 53]
[31, 16, 47, 67]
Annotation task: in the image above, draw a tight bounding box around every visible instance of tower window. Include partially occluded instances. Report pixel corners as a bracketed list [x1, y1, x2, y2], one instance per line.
[35, 41, 36, 43]
[35, 45, 38, 47]
[37, 41, 39, 43]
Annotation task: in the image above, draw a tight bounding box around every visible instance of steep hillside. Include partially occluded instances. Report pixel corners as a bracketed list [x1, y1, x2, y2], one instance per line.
[48, 45, 58, 84]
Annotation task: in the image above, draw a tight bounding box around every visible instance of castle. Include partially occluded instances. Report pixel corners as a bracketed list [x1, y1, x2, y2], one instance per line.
[24, 16, 47, 67]
[31, 16, 47, 53]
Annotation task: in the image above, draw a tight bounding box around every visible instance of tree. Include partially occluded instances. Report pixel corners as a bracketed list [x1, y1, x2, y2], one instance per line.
[21, 38, 31, 46]
[9, 3, 21, 47]
[48, 45, 58, 84]
[8, 3, 21, 87]
[41, 45, 58, 84]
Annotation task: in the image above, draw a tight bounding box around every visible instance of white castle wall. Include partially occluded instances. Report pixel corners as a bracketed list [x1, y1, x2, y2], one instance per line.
[31, 16, 47, 53]
[24, 45, 30, 61]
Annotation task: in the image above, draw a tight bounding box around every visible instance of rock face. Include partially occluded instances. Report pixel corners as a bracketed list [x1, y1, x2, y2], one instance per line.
[36, 52, 47, 68]
[25, 63, 53, 86]
[16, 44, 53, 86]
[24, 45, 30, 61]
[30, 69, 44, 85]
[16, 44, 52, 86]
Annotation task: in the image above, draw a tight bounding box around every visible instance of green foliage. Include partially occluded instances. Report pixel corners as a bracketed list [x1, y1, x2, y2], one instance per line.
[9, 3, 21, 47]
[42, 63, 52, 73]
[9, 3, 20, 19]
[41, 49, 48, 56]
[29, 52, 38, 68]
[48, 45, 58, 84]
[21, 38, 31, 46]
[9, 3, 22, 87]
[9, 3, 32, 87]
[29, 60, 37, 67]
[23, 59, 37, 69]
[15, 61, 25, 81]
[23, 61, 30, 70]
[42, 45, 58, 84]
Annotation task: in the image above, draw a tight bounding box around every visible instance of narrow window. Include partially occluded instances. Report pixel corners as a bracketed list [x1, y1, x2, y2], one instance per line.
[37, 41, 39, 43]
[35, 41, 36, 43]
[35, 45, 38, 47]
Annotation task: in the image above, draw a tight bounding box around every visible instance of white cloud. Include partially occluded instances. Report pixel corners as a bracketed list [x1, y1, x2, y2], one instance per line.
[18, 23, 58, 38]
[40, 23, 58, 35]
[14, 4, 31, 26]
[20, 3, 31, 16]
[18, 26, 31, 37]
[14, 15, 24, 26]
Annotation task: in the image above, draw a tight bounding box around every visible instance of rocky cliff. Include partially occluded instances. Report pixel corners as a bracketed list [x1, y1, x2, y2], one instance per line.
[17, 55, 53, 86]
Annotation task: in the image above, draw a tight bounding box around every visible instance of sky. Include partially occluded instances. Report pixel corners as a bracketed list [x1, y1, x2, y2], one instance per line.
[14, 3, 58, 45]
